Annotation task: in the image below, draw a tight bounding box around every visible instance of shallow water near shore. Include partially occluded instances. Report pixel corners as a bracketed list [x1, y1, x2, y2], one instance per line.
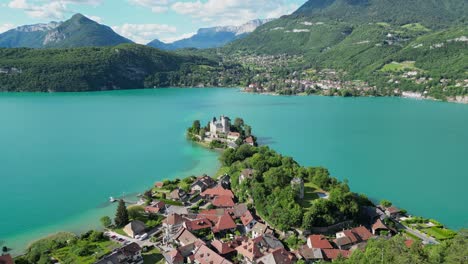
[1, 88, 467, 254]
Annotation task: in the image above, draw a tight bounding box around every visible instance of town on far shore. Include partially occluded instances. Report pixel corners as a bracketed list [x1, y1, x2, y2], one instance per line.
[7, 115, 459, 264]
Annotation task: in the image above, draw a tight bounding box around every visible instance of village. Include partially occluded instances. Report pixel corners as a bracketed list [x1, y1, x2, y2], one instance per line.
[82, 116, 451, 264]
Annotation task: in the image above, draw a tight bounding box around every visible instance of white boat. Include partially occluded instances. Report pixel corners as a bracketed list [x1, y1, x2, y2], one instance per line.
[109, 197, 117, 203]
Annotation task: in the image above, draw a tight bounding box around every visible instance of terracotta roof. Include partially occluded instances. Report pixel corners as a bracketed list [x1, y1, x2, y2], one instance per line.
[372, 219, 389, 231]
[164, 213, 185, 226]
[163, 249, 184, 264]
[184, 218, 212, 231]
[201, 185, 234, 199]
[322, 249, 350, 260]
[386, 206, 401, 214]
[307, 235, 333, 249]
[211, 239, 239, 255]
[257, 248, 296, 264]
[213, 212, 237, 232]
[213, 195, 235, 208]
[170, 188, 185, 200]
[155, 182, 164, 188]
[235, 238, 263, 261]
[240, 210, 255, 226]
[351, 226, 373, 241]
[145, 206, 161, 214]
[405, 239, 414, 248]
[298, 245, 323, 260]
[193, 244, 233, 264]
[198, 209, 226, 223]
[0, 254, 14, 264]
[173, 228, 198, 246]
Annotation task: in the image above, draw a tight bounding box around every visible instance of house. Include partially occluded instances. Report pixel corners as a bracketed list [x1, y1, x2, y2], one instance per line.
[95, 242, 143, 264]
[240, 210, 257, 231]
[212, 212, 237, 233]
[307, 235, 333, 249]
[372, 218, 390, 235]
[200, 185, 234, 199]
[244, 136, 255, 146]
[212, 195, 235, 208]
[211, 239, 240, 255]
[192, 244, 233, 264]
[183, 218, 213, 232]
[231, 203, 249, 218]
[257, 248, 296, 264]
[172, 228, 199, 246]
[166, 205, 189, 216]
[297, 245, 324, 263]
[123, 220, 146, 238]
[145, 200, 165, 214]
[155, 182, 164, 189]
[0, 254, 14, 264]
[191, 175, 216, 193]
[219, 174, 231, 189]
[334, 226, 373, 250]
[163, 213, 186, 236]
[321, 249, 350, 261]
[170, 188, 187, 201]
[239, 169, 254, 184]
[291, 177, 305, 199]
[198, 208, 226, 223]
[385, 206, 401, 218]
[162, 248, 185, 264]
[236, 235, 284, 264]
[227, 132, 241, 141]
[251, 222, 270, 238]
[209, 116, 231, 135]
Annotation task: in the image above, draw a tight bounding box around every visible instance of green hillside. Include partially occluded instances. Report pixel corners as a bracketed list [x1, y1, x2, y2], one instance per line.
[0, 44, 218, 92]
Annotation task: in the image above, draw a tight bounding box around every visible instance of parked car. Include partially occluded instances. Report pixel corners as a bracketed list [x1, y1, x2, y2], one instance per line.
[140, 233, 148, 240]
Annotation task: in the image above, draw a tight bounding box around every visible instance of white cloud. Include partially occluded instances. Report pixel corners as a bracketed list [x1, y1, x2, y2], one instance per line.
[170, 0, 298, 26]
[85, 14, 103, 23]
[112, 23, 177, 44]
[8, 0, 103, 19]
[128, 0, 169, 13]
[0, 23, 16, 34]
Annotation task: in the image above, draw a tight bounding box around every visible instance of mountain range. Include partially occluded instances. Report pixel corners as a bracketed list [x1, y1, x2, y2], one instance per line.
[0, 0, 466, 96]
[147, 19, 274, 50]
[0, 14, 132, 48]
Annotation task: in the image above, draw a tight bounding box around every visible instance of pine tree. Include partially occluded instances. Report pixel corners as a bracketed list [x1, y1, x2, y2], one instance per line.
[114, 200, 129, 228]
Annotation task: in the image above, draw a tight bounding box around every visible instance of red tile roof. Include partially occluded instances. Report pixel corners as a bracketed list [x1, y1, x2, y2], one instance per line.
[405, 239, 414, 248]
[164, 213, 185, 226]
[145, 206, 161, 214]
[257, 248, 296, 264]
[0, 254, 14, 264]
[213, 212, 237, 233]
[201, 185, 234, 199]
[228, 132, 241, 137]
[372, 219, 388, 232]
[198, 209, 226, 223]
[213, 195, 235, 208]
[173, 228, 198, 246]
[244, 136, 254, 144]
[240, 210, 255, 226]
[193, 245, 233, 264]
[351, 226, 373, 241]
[307, 235, 333, 249]
[211, 239, 239, 255]
[322, 249, 350, 260]
[155, 182, 164, 188]
[184, 218, 212, 231]
[235, 238, 263, 261]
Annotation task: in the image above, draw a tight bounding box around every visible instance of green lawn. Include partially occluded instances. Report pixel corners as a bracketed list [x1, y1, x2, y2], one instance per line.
[53, 240, 120, 264]
[380, 61, 417, 72]
[215, 166, 230, 178]
[113, 228, 128, 236]
[143, 248, 165, 264]
[422, 227, 456, 240]
[299, 182, 321, 209]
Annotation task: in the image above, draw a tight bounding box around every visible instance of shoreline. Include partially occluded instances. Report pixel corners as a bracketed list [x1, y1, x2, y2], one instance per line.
[240, 89, 468, 105]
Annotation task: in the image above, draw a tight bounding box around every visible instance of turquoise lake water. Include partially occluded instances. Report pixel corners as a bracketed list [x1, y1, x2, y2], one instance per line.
[1, 88, 467, 253]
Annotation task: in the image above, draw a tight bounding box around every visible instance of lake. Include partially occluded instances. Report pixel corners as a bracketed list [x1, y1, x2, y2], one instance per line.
[1, 88, 467, 253]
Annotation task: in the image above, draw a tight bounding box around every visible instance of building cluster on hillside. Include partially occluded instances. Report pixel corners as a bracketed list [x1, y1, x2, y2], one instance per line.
[199, 115, 255, 148]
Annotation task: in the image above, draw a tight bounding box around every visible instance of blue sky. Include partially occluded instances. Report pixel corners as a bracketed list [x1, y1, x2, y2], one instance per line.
[0, 0, 305, 43]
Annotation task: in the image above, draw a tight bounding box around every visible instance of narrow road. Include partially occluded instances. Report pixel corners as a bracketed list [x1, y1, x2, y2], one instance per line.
[398, 223, 439, 245]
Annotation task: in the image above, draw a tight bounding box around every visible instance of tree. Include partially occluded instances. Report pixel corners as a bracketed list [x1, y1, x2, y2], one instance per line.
[191, 120, 201, 134]
[380, 199, 392, 208]
[114, 200, 129, 228]
[100, 216, 112, 228]
[244, 125, 252, 137]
